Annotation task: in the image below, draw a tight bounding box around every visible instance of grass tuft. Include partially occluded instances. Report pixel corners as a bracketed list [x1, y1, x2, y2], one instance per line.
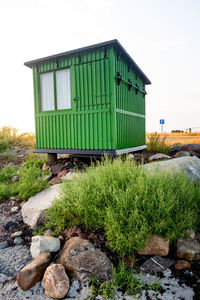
[147, 133, 170, 154]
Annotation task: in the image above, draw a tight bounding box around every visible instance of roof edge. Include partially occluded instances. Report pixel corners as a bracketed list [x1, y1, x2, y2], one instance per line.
[24, 39, 151, 85]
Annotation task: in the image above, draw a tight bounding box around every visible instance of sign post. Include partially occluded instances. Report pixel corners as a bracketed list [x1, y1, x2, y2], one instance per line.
[160, 119, 165, 133]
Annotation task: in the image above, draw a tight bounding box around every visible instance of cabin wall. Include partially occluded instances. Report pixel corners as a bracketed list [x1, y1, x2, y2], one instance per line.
[114, 50, 146, 149]
[33, 47, 116, 150]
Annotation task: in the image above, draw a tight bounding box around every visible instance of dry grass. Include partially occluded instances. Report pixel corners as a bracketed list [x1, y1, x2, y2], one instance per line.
[146, 132, 200, 146]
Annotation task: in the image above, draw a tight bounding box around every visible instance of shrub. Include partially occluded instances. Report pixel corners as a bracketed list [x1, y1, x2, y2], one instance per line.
[46, 157, 200, 256]
[0, 155, 49, 201]
[16, 155, 49, 200]
[0, 165, 18, 182]
[0, 126, 35, 153]
[147, 133, 170, 154]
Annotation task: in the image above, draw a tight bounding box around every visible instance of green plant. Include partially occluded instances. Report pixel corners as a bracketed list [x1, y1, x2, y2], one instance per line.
[147, 133, 170, 154]
[0, 165, 18, 182]
[0, 165, 19, 201]
[16, 155, 49, 200]
[33, 225, 45, 236]
[89, 263, 161, 299]
[0, 155, 49, 201]
[46, 157, 200, 256]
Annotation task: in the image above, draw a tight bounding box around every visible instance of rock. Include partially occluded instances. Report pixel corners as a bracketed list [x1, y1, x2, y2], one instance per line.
[14, 237, 23, 245]
[11, 206, 19, 213]
[10, 196, 16, 200]
[49, 176, 62, 185]
[11, 231, 23, 238]
[138, 235, 169, 256]
[11, 175, 19, 182]
[17, 252, 51, 291]
[67, 279, 80, 298]
[175, 260, 191, 270]
[174, 151, 190, 158]
[57, 169, 69, 177]
[148, 153, 171, 162]
[185, 229, 196, 239]
[140, 255, 174, 273]
[0, 241, 9, 249]
[169, 144, 182, 155]
[128, 154, 134, 159]
[30, 235, 60, 258]
[180, 143, 200, 158]
[51, 163, 64, 175]
[176, 238, 200, 260]
[59, 237, 112, 282]
[64, 172, 79, 180]
[20, 201, 26, 208]
[144, 156, 200, 182]
[122, 254, 136, 267]
[0, 224, 4, 234]
[5, 221, 18, 231]
[43, 264, 70, 299]
[42, 163, 49, 171]
[22, 184, 60, 229]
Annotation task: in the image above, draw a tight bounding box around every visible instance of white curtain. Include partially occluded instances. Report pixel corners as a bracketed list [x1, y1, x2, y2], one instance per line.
[56, 69, 71, 110]
[40, 72, 54, 111]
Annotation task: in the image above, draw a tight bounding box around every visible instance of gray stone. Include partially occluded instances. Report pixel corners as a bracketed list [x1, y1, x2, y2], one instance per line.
[0, 241, 9, 250]
[30, 235, 60, 258]
[140, 272, 194, 300]
[11, 175, 19, 182]
[11, 206, 19, 213]
[22, 184, 61, 229]
[0, 245, 32, 277]
[67, 279, 80, 298]
[174, 151, 190, 158]
[144, 156, 200, 182]
[140, 256, 174, 273]
[176, 238, 200, 260]
[14, 237, 23, 245]
[11, 231, 22, 238]
[169, 144, 182, 155]
[148, 153, 171, 162]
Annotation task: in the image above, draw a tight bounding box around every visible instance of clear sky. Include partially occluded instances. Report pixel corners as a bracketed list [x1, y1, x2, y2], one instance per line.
[0, 0, 199, 133]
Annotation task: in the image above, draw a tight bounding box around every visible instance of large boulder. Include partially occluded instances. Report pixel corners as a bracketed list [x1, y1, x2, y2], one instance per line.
[30, 235, 60, 259]
[17, 252, 51, 290]
[43, 264, 70, 299]
[59, 237, 112, 282]
[180, 143, 200, 158]
[144, 156, 200, 182]
[138, 235, 169, 256]
[21, 185, 61, 229]
[176, 238, 200, 261]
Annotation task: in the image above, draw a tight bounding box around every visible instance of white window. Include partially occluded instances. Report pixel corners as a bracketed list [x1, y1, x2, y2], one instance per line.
[40, 72, 54, 111]
[56, 69, 71, 110]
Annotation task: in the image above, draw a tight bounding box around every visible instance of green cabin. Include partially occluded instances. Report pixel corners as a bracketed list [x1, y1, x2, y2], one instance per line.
[25, 40, 151, 156]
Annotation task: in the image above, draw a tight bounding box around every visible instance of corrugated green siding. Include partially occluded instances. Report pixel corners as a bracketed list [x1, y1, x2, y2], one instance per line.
[33, 48, 115, 150]
[114, 50, 146, 149]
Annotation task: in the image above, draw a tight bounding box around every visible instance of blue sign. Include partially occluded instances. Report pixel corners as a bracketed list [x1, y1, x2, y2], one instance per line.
[160, 119, 165, 125]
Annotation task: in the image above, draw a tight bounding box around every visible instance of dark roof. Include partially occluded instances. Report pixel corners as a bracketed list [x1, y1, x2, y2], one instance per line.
[24, 39, 151, 85]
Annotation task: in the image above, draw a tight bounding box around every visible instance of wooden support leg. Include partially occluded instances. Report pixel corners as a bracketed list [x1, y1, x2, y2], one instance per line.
[47, 153, 57, 162]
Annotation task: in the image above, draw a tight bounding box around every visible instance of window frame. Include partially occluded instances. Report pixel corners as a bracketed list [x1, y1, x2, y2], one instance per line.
[39, 67, 71, 112]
